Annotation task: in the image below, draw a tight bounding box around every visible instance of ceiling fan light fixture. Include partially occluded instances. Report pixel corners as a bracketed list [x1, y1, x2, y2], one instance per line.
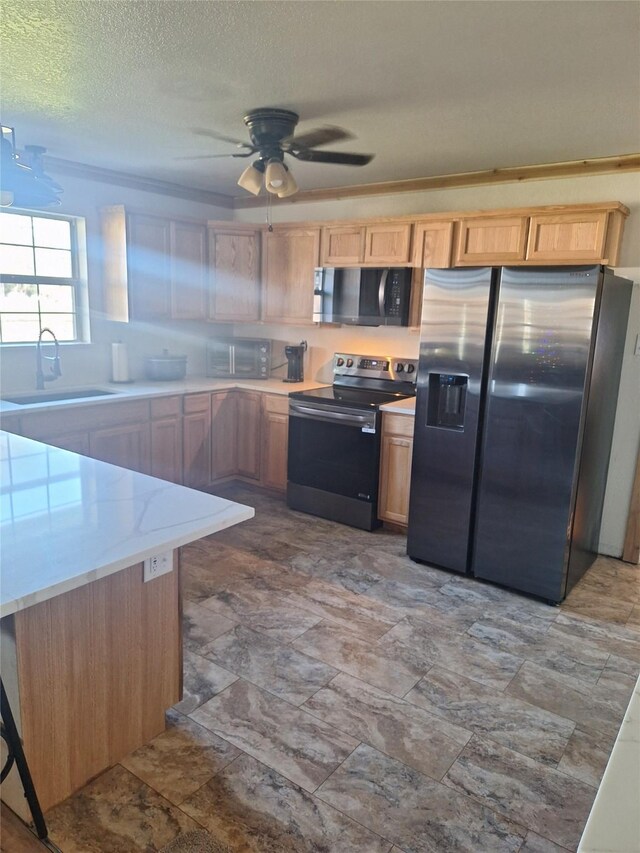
[265, 158, 287, 193]
[277, 168, 298, 198]
[237, 162, 263, 195]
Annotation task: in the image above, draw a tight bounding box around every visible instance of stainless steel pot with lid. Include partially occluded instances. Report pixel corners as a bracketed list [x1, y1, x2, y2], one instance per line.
[144, 350, 187, 381]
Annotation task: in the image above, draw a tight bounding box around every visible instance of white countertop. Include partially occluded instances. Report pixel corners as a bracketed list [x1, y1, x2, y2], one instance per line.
[578, 674, 640, 852]
[0, 431, 254, 617]
[380, 397, 417, 415]
[0, 377, 326, 416]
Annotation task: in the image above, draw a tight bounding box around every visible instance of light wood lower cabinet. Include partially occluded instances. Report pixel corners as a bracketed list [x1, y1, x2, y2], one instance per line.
[211, 390, 238, 481]
[182, 393, 212, 490]
[236, 391, 261, 480]
[5, 388, 294, 495]
[378, 412, 415, 526]
[89, 422, 151, 475]
[150, 397, 183, 484]
[261, 394, 289, 491]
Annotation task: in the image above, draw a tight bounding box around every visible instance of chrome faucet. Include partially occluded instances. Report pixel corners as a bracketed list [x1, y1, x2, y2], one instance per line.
[36, 328, 62, 390]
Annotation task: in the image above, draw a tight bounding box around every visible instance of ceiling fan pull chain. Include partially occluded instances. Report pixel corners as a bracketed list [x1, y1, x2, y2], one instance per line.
[266, 192, 273, 232]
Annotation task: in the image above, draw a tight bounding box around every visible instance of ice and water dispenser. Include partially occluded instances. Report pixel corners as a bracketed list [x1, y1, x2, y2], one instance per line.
[426, 374, 468, 430]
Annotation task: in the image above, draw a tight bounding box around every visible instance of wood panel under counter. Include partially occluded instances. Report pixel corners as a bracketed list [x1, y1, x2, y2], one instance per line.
[0, 431, 253, 816]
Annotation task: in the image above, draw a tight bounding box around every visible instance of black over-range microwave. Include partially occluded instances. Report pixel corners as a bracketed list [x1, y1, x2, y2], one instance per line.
[313, 266, 412, 326]
[206, 338, 271, 379]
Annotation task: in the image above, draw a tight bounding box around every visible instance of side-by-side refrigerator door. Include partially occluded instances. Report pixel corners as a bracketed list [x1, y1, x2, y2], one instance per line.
[407, 267, 494, 573]
[471, 266, 599, 601]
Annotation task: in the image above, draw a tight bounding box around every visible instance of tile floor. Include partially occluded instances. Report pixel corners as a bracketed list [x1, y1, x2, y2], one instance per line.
[45, 482, 640, 853]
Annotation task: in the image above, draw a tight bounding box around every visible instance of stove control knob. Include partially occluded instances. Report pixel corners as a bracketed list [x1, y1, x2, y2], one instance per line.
[396, 363, 404, 372]
[346, 358, 354, 368]
[407, 364, 415, 374]
[336, 357, 345, 366]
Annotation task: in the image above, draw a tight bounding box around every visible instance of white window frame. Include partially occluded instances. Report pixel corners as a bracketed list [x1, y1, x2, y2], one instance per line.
[0, 209, 89, 345]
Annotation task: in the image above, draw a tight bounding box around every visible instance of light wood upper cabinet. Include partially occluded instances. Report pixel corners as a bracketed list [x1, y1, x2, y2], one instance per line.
[321, 226, 366, 265]
[320, 223, 412, 266]
[526, 211, 609, 263]
[127, 214, 172, 321]
[378, 413, 415, 526]
[261, 394, 289, 492]
[262, 227, 320, 324]
[364, 223, 412, 265]
[170, 220, 207, 320]
[208, 228, 261, 322]
[411, 220, 455, 269]
[454, 215, 529, 265]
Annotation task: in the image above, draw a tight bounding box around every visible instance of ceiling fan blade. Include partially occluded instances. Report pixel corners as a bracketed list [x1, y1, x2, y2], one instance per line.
[291, 149, 374, 166]
[190, 127, 252, 148]
[282, 126, 353, 150]
[174, 151, 254, 160]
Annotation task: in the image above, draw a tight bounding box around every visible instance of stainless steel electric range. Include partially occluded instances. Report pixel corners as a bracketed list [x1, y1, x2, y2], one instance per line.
[287, 352, 417, 530]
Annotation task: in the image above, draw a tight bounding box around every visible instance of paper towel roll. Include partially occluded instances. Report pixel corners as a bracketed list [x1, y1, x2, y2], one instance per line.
[111, 342, 130, 383]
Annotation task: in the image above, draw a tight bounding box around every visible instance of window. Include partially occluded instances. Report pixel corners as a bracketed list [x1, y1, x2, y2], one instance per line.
[0, 210, 86, 343]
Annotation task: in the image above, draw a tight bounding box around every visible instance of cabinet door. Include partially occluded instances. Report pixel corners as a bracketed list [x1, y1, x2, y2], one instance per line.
[46, 431, 90, 456]
[526, 212, 609, 263]
[211, 391, 238, 481]
[89, 422, 151, 475]
[379, 434, 414, 525]
[454, 216, 528, 265]
[411, 221, 454, 269]
[379, 414, 415, 526]
[150, 417, 183, 484]
[261, 395, 289, 492]
[127, 214, 171, 320]
[208, 229, 261, 322]
[183, 395, 211, 490]
[364, 224, 412, 265]
[170, 220, 207, 320]
[236, 391, 261, 479]
[262, 228, 319, 324]
[320, 226, 365, 265]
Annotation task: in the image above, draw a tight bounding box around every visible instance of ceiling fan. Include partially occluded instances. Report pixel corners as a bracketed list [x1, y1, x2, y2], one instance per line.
[180, 108, 374, 197]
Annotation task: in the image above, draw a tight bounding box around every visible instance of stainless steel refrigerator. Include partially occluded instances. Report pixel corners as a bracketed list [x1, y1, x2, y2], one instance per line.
[407, 266, 632, 602]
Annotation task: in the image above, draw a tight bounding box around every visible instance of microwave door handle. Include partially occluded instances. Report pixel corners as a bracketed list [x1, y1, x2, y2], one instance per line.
[378, 269, 389, 317]
[230, 344, 235, 376]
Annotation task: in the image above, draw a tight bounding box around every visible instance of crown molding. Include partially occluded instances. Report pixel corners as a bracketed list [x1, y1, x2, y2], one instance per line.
[44, 156, 234, 209]
[40, 152, 640, 213]
[233, 153, 640, 209]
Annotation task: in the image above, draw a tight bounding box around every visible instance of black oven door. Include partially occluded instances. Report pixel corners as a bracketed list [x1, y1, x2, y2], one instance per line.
[288, 400, 381, 504]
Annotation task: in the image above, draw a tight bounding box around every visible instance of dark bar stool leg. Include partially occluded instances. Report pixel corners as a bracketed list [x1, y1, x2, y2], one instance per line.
[0, 678, 49, 841]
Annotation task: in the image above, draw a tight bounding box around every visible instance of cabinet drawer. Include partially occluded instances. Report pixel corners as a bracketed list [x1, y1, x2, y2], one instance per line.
[183, 393, 211, 414]
[262, 393, 289, 415]
[150, 396, 182, 419]
[383, 413, 415, 438]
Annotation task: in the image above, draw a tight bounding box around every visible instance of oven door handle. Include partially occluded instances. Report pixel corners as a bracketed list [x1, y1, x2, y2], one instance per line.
[289, 402, 376, 429]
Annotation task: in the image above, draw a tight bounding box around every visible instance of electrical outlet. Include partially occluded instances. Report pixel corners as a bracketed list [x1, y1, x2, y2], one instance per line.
[143, 550, 173, 582]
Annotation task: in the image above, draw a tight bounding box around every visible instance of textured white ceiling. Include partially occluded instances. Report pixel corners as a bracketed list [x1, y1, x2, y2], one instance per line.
[2, 0, 639, 198]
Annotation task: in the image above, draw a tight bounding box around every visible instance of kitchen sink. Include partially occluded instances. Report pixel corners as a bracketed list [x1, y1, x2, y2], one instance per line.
[2, 389, 117, 405]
